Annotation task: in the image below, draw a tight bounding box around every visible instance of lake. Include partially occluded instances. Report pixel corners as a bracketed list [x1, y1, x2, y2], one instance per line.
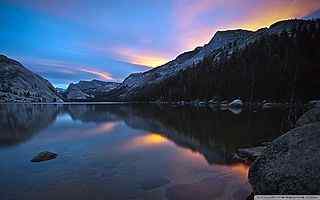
[0, 103, 295, 200]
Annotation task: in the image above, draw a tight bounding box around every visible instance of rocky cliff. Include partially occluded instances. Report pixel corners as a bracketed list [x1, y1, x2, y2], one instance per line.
[0, 55, 63, 103]
[63, 80, 121, 101]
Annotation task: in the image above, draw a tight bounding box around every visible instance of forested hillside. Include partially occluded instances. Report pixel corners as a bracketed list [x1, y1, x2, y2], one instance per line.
[123, 20, 320, 102]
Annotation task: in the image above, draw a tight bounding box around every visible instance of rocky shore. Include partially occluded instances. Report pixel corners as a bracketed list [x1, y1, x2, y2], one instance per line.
[244, 104, 320, 196]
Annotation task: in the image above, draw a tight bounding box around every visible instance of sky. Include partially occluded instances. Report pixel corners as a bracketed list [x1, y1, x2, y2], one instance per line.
[1, 0, 320, 88]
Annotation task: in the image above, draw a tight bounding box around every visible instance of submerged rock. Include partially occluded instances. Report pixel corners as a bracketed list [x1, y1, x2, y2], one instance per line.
[31, 151, 58, 162]
[296, 107, 320, 127]
[249, 122, 320, 194]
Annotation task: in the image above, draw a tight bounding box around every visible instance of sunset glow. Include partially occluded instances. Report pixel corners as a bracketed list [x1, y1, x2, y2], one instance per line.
[125, 133, 170, 150]
[1, 0, 319, 86]
[113, 47, 171, 68]
[80, 68, 114, 81]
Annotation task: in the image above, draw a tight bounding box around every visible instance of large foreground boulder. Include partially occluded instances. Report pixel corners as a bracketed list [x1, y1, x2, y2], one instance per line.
[248, 122, 320, 194]
[296, 108, 320, 127]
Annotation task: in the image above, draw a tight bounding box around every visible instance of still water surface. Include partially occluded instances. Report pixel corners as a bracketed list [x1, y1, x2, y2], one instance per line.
[0, 104, 293, 200]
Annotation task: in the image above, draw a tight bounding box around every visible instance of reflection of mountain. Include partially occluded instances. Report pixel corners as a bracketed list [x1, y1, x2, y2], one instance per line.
[0, 104, 61, 147]
[114, 105, 294, 164]
[0, 104, 296, 164]
[65, 104, 122, 123]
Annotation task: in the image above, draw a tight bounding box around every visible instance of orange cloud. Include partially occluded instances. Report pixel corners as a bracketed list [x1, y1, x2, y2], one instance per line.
[173, 0, 221, 29]
[173, 0, 320, 52]
[80, 68, 114, 81]
[93, 122, 120, 133]
[236, 0, 320, 31]
[112, 47, 171, 68]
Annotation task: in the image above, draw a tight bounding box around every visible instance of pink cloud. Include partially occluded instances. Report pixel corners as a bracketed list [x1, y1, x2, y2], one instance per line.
[79, 68, 114, 81]
[20, 57, 116, 81]
[172, 0, 320, 53]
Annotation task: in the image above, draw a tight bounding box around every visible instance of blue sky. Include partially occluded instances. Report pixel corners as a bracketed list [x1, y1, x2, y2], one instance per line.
[1, 0, 319, 88]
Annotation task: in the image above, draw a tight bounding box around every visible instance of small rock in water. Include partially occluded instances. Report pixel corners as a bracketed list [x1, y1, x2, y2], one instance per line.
[228, 99, 243, 108]
[236, 146, 266, 162]
[31, 151, 57, 162]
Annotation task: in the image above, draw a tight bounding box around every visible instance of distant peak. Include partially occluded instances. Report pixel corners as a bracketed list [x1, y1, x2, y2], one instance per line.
[0, 55, 8, 60]
[215, 29, 253, 34]
[207, 29, 254, 50]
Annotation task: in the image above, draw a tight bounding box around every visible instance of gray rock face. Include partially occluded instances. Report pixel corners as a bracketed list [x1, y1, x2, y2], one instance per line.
[296, 108, 320, 127]
[0, 55, 63, 103]
[249, 122, 320, 194]
[65, 83, 93, 100]
[64, 80, 120, 100]
[0, 104, 61, 147]
[31, 151, 58, 162]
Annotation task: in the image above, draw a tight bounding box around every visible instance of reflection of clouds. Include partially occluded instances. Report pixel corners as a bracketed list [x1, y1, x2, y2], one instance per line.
[215, 163, 250, 182]
[72, 121, 120, 136]
[124, 133, 171, 150]
[229, 163, 250, 178]
[173, 0, 320, 52]
[177, 148, 204, 163]
[95, 122, 119, 133]
[38, 121, 121, 143]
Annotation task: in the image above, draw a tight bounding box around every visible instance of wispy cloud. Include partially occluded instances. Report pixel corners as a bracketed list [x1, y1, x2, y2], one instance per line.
[79, 68, 113, 81]
[2, 0, 320, 80]
[173, 0, 320, 52]
[111, 47, 171, 68]
[20, 57, 117, 83]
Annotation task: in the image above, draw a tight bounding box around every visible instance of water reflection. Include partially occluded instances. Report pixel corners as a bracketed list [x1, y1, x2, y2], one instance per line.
[0, 103, 297, 200]
[126, 133, 170, 149]
[0, 104, 61, 147]
[0, 103, 295, 163]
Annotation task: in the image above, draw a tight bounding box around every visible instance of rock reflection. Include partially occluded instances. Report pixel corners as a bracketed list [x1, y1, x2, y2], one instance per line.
[0, 103, 294, 165]
[0, 104, 61, 147]
[114, 104, 293, 164]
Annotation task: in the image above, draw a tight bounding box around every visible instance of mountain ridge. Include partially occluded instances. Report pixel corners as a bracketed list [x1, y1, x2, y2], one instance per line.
[0, 55, 63, 103]
[63, 79, 121, 101]
[98, 19, 320, 101]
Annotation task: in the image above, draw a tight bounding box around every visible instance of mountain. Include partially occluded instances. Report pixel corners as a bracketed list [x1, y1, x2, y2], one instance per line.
[55, 87, 66, 93]
[97, 19, 320, 102]
[0, 55, 63, 103]
[63, 80, 120, 101]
